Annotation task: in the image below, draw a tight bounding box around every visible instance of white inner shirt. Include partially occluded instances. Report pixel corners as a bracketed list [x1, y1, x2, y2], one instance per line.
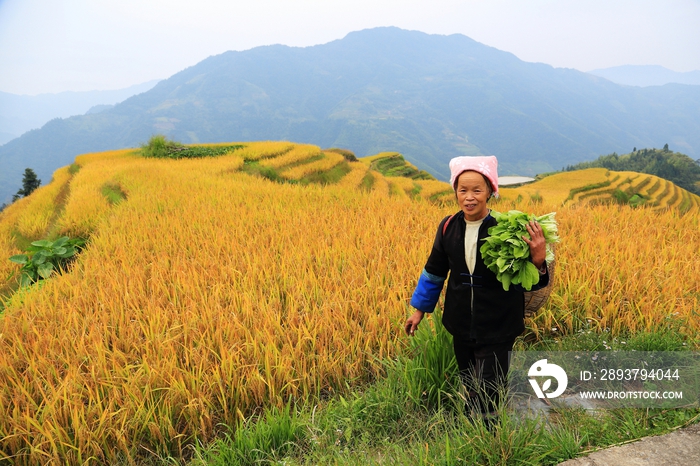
[464, 217, 485, 274]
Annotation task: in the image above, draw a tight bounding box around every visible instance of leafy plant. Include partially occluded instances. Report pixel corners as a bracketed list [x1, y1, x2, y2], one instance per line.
[480, 210, 559, 291]
[8, 236, 84, 286]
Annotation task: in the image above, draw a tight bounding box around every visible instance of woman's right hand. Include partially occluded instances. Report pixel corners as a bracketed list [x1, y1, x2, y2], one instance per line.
[404, 310, 425, 336]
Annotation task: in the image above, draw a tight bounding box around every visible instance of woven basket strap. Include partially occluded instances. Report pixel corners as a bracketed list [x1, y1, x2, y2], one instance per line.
[442, 213, 457, 236]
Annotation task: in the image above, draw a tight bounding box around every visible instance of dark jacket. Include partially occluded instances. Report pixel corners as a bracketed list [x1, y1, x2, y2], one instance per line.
[410, 211, 549, 344]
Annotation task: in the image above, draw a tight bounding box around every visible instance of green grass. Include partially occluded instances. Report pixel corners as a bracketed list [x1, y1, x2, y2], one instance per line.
[301, 162, 352, 185]
[566, 180, 613, 202]
[428, 189, 456, 203]
[529, 191, 543, 204]
[666, 185, 680, 207]
[359, 172, 375, 192]
[369, 154, 435, 180]
[101, 183, 127, 205]
[408, 182, 422, 198]
[629, 175, 652, 194]
[678, 191, 694, 214]
[184, 312, 699, 466]
[645, 178, 662, 197]
[241, 161, 286, 183]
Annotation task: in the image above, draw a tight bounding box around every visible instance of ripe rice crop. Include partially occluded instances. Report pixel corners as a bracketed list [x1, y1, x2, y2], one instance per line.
[644, 178, 663, 197]
[368, 171, 390, 197]
[388, 181, 408, 198]
[360, 152, 397, 165]
[1, 143, 698, 463]
[0, 205, 27, 284]
[0, 223, 22, 286]
[259, 144, 322, 169]
[500, 169, 700, 211]
[0, 148, 440, 463]
[500, 168, 610, 205]
[14, 167, 72, 239]
[234, 141, 295, 161]
[55, 151, 138, 238]
[335, 162, 369, 189]
[386, 176, 419, 196]
[527, 202, 699, 338]
[279, 151, 345, 180]
[414, 179, 452, 199]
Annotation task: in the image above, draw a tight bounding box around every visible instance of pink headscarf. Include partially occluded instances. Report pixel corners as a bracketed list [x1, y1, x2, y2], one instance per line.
[449, 155, 499, 197]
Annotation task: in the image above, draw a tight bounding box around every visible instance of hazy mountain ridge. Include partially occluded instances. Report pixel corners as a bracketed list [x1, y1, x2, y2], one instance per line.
[588, 65, 700, 87]
[1, 27, 699, 204]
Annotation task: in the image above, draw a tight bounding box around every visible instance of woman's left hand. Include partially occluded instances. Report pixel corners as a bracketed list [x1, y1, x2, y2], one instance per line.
[523, 220, 546, 269]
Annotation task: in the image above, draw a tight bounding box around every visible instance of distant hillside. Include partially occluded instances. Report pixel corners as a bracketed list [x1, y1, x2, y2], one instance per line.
[0, 80, 160, 145]
[2, 27, 700, 204]
[588, 65, 700, 87]
[563, 147, 700, 196]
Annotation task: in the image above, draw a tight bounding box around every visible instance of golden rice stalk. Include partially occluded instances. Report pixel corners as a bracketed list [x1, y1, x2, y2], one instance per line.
[386, 176, 418, 196]
[527, 202, 699, 338]
[336, 162, 369, 189]
[360, 151, 399, 165]
[414, 179, 452, 199]
[280, 151, 345, 180]
[234, 141, 295, 161]
[369, 171, 390, 197]
[259, 144, 322, 169]
[500, 168, 610, 205]
[14, 167, 72, 239]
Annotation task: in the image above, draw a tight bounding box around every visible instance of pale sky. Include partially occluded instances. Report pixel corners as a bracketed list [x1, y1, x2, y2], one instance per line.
[1, 0, 699, 95]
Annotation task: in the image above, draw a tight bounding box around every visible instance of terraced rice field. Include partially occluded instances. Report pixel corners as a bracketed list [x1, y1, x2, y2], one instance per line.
[500, 168, 699, 212]
[0, 142, 698, 464]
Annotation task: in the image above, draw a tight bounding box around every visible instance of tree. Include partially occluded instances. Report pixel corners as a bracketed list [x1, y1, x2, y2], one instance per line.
[14, 168, 41, 201]
[663, 143, 669, 152]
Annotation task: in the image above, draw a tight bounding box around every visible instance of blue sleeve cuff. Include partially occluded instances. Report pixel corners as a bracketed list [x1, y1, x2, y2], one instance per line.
[410, 269, 446, 313]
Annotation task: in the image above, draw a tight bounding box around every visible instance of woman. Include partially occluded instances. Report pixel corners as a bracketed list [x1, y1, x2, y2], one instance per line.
[404, 155, 549, 422]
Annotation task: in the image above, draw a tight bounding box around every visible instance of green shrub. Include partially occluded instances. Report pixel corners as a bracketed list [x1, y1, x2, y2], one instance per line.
[140, 135, 244, 159]
[140, 134, 184, 158]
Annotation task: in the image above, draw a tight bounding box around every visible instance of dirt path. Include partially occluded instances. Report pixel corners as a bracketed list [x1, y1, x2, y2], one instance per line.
[558, 422, 700, 466]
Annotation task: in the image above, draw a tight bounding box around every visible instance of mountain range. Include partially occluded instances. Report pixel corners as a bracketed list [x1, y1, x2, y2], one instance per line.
[2, 27, 699, 204]
[588, 65, 700, 87]
[0, 80, 160, 146]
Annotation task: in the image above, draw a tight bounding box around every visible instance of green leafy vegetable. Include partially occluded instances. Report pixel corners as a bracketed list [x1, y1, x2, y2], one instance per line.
[8, 236, 85, 287]
[480, 210, 559, 291]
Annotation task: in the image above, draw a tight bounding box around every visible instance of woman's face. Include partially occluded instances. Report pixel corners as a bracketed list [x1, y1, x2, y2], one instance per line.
[455, 170, 491, 221]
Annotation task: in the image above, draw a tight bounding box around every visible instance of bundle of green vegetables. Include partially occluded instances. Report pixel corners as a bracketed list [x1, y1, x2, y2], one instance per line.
[480, 210, 560, 291]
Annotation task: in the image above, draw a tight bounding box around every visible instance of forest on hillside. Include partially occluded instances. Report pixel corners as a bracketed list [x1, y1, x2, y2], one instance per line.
[564, 147, 700, 195]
